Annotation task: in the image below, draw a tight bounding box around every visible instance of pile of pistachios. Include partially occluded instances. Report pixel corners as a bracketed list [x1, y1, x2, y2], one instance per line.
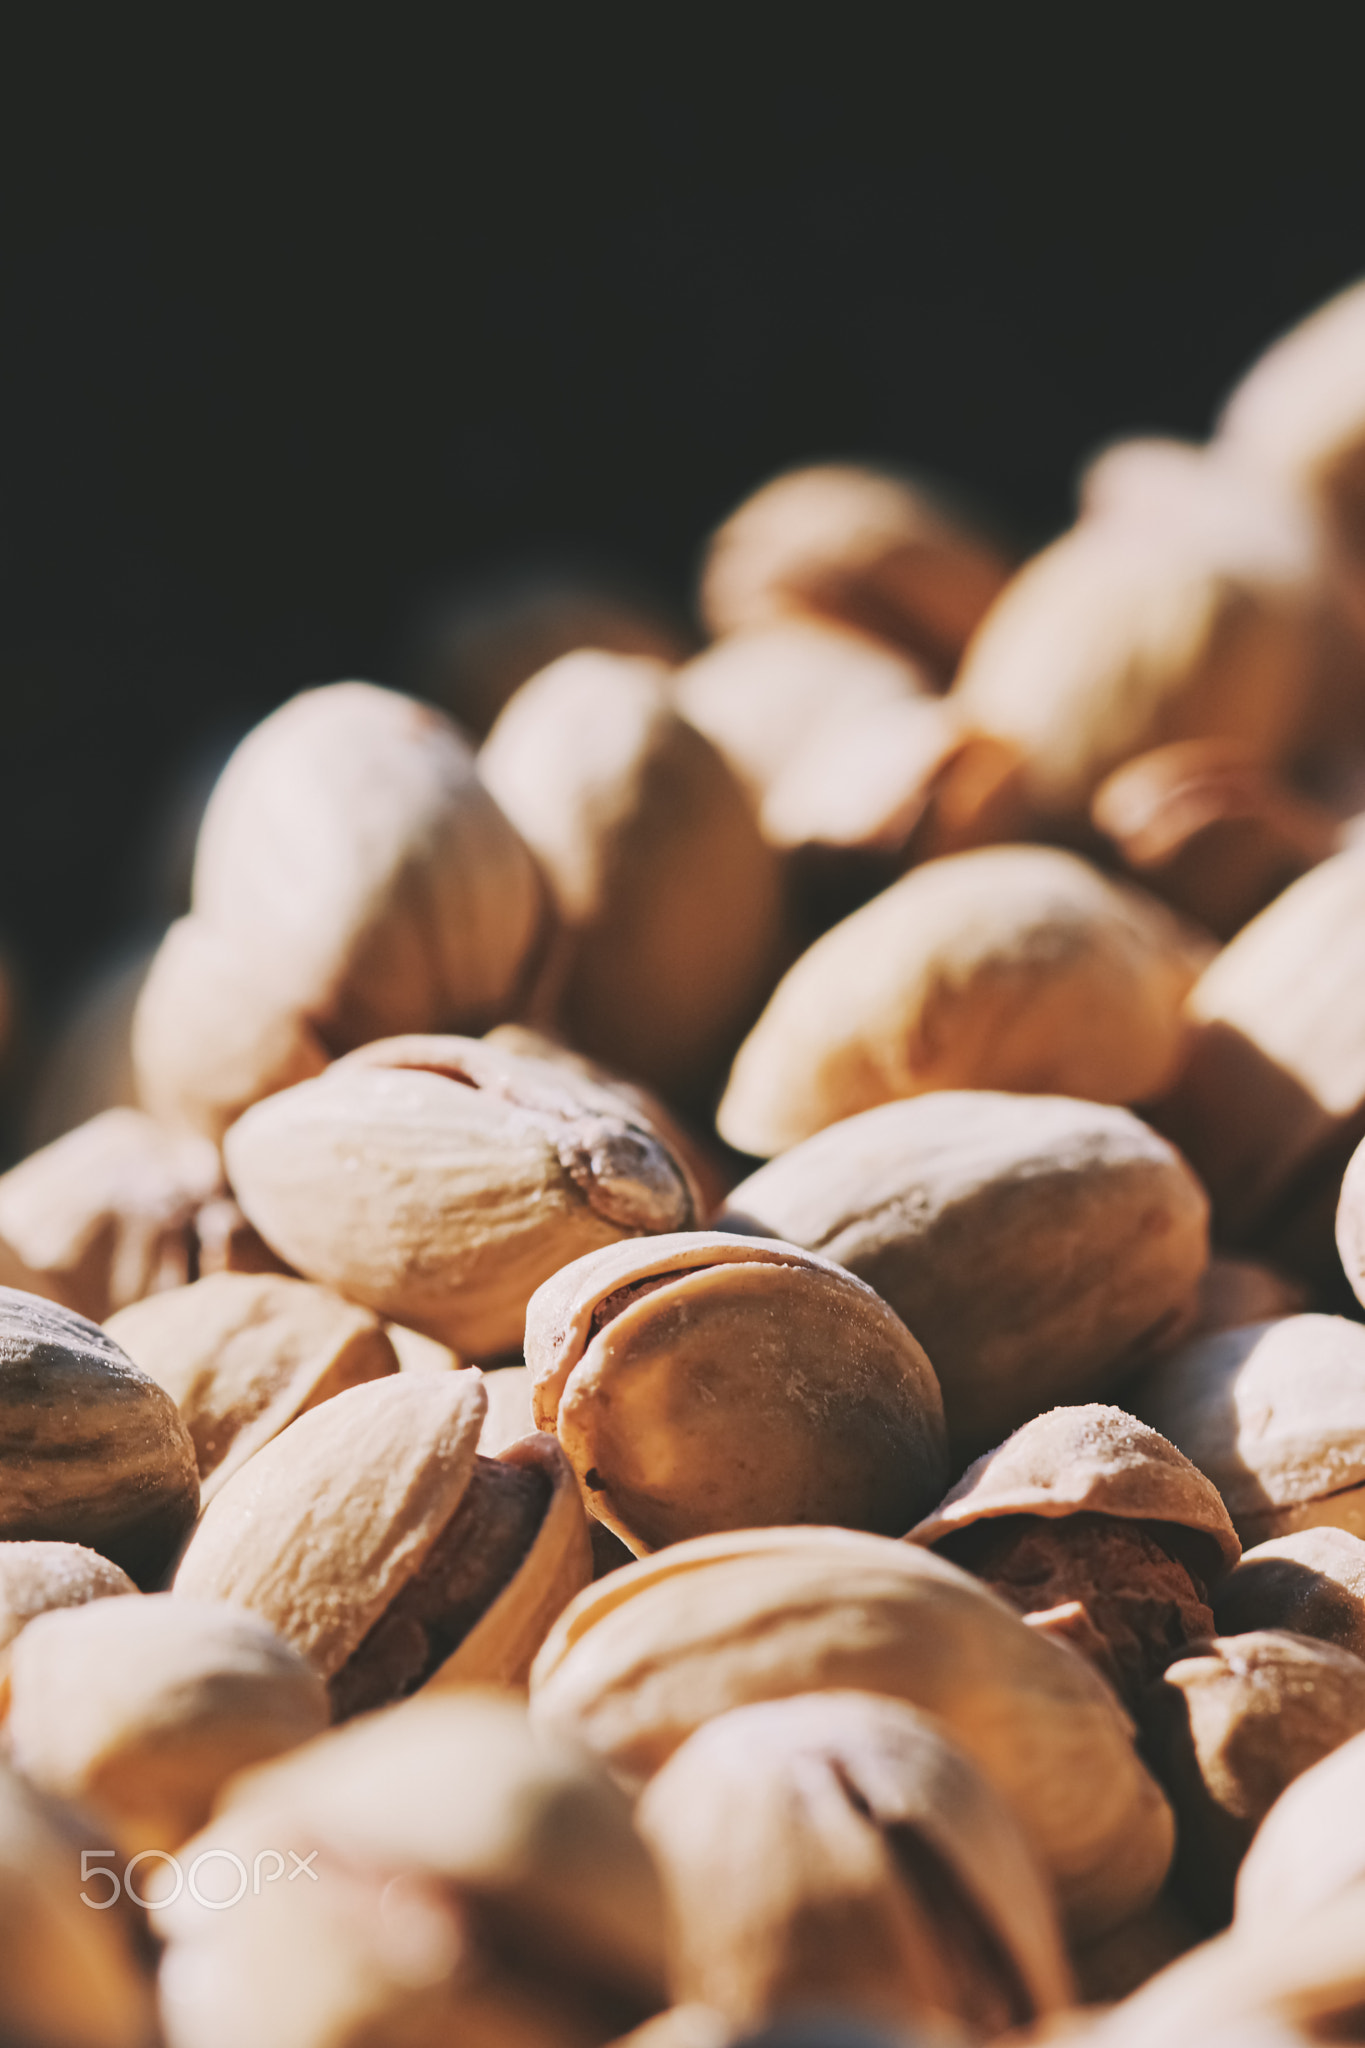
[9, 281, 1365, 2048]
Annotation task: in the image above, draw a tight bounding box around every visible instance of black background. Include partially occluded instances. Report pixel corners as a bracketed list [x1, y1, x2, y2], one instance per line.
[3, 15, 1364, 1013]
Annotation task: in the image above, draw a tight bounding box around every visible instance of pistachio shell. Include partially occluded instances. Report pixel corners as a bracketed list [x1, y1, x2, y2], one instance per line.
[1194, 1255, 1308, 1336]
[1130, 1314, 1365, 1546]
[721, 1093, 1209, 1457]
[9, 1593, 328, 1853]
[477, 1364, 537, 1452]
[384, 1323, 463, 1373]
[0, 1108, 222, 1322]
[0, 1539, 137, 1712]
[529, 1525, 1174, 1938]
[636, 1690, 1073, 2036]
[528, 1232, 947, 1554]
[224, 1036, 696, 1356]
[173, 1374, 487, 1679]
[105, 1273, 400, 1504]
[698, 464, 1012, 677]
[1215, 1528, 1365, 1656]
[0, 1759, 155, 2048]
[0, 1287, 200, 1587]
[717, 849, 1204, 1157]
[909, 1403, 1239, 1578]
[480, 651, 784, 1101]
[1235, 1723, 1365, 1930]
[1145, 1630, 1365, 1921]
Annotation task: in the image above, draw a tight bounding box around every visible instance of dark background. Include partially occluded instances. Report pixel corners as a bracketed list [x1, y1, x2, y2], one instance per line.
[3, 16, 1364, 1016]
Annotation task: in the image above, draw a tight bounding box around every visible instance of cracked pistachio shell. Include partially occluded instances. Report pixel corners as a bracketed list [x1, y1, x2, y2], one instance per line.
[0, 1759, 155, 2048]
[105, 1273, 400, 1506]
[224, 1035, 697, 1357]
[0, 1540, 137, 1713]
[477, 1364, 536, 1453]
[1130, 1315, 1365, 1547]
[1145, 1630, 1365, 1919]
[1235, 1723, 1365, 1931]
[527, 1233, 947, 1555]
[0, 1288, 200, 1587]
[721, 1093, 1209, 1458]
[717, 847, 1205, 1157]
[529, 1525, 1174, 1938]
[480, 651, 784, 1102]
[9, 1593, 328, 1855]
[698, 463, 1012, 677]
[910, 1403, 1239, 1578]
[1215, 1528, 1365, 1656]
[636, 1691, 1073, 2038]
[952, 518, 1315, 822]
[157, 1692, 666, 2048]
[0, 1108, 222, 1323]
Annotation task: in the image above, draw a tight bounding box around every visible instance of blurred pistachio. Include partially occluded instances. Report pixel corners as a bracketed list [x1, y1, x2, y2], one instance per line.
[0, 1539, 137, 1712]
[1235, 1722, 1365, 1931]
[1216, 1528, 1365, 1656]
[1194, 1255, 1307, 1336]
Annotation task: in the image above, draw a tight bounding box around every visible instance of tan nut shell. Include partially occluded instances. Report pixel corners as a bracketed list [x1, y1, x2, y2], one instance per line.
[1335, 1129, 1365, 1308]
[105, 1273, 400, 1505]
[1130, 1314, 1365, 1546]
[174, 1373, 488, 1677]
[480, 651, 784, 1100]
[698, 463, 1012, 676]
[9, 1593, 328, 1854]
[0, 1107, 222, 1323]
[951, 518, 1315, 821]
[717, 847, 1205, 1156]
[636, 1691, 1073, 2036]
[1216, 1528, 1365, 1657]
[0, 1540, 137, 1713]
[909, 1402, 1240, 1579]
[529, 1525, 1175, 1938]
[721, 1092, 1209, 1457]
[1, 1287, 200, 1587]
[528, 1232, 947, 1555]
[476, 1363, 536, 1450]
[1235, 1722, 1365, 1931]
[224, 1035, 696, 1357]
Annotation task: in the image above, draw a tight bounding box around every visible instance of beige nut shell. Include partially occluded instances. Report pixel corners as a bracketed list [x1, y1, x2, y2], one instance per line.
[529, 1524, 1174, 1939]
[909, 1402, 1240, 1578]
[717, 846, 1205, 1156]
[0, 1541, 137, 1714]
[527, 1232, 948, 1554]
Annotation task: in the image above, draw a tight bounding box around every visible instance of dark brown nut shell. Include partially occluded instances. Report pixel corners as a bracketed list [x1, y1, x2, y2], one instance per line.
[1144, 1629, 1365, 1924]
[721, 1093, 1209, 1458]
[105, 1272, 401, 1505]
[0, 1286, 200, 1588]
[0, 1107, 222, 1323]
[224, 1034, 696, 1357]
[528, 1232, 948, 1555]
[1194, 1254, 1308, 1336]
[1130, 1314, 1365, 1547]
[717, 847, 1205, 1158]
[635, 1691, 1073, 2038]
[0, 1539, 138, 1712]
[1215, 1528, 1365, 1657]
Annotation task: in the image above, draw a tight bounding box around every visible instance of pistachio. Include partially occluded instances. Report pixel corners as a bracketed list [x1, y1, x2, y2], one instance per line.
[480, 651, 784, 1102]
[105, 1273, 400, 1505]
[0, 1758, 155, 2048]
[477, 1363, 536, 1452]
[1152, 844, 1365, 1260]
[1194, 1255, 1308, 1336]
[529, 1526, 1174, 1938]
[527, 1232, 947, 1554]
[134, 681, 547, 1140]
[698, 463, 1012, 679]
[223, 1034, 696, 1356]
[173, 1374, 590, 1709]
[1215, 1529, 1365, 1657]
[1235, 1723, 1365, 1932]
[1, 1287, 199, 1587]
[191, 1194, 296, 1280]
[9, 1593, 328, 1854]
[1130, 1314, 1365, 1548]
[157, 1691, 667, 2048]
[636, 1690, 1073, 2038]
[1144, 1631, 1365, 1924]
[0, 1107, 222, 1323]
[385, 1323, 463, 1373]
[0, 1540, 137, 1712]
[1069, 1893, 1201, 2010]
[716, 848, 1206, 1157]
[909, 1404, 1238, 1708]
[720, 1093, 1209, 1458]
[952, 517, 1317, 825]
[1335, 1126, 1365, 1307]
